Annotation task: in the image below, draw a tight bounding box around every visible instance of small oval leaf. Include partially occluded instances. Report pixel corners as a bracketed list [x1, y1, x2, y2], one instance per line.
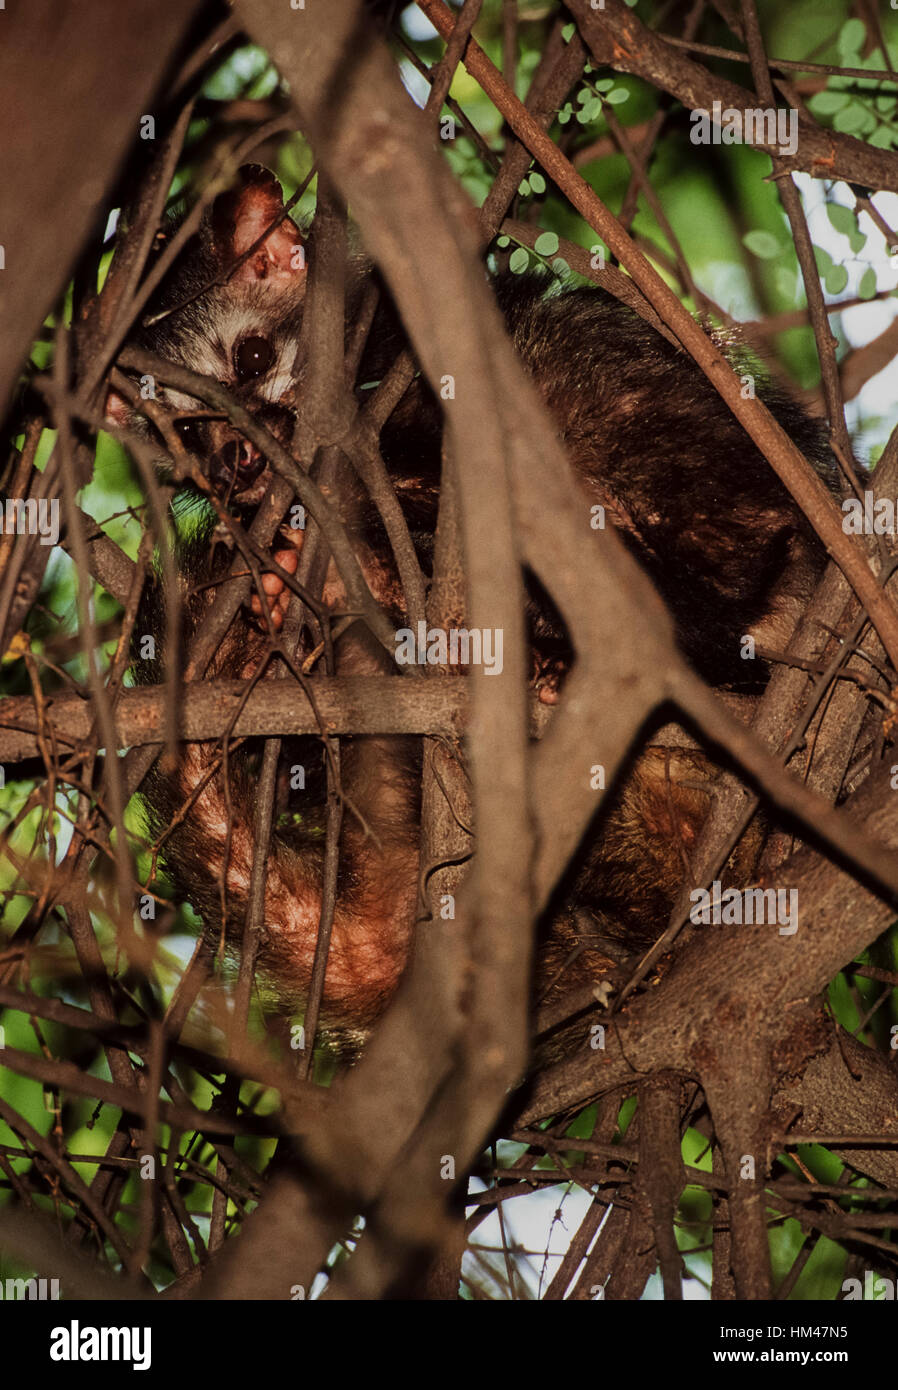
[534, 231, 560, 256]
[743, 230, 780, 260]
[824, 264, 849, 295]
[858, 266, 878, 300]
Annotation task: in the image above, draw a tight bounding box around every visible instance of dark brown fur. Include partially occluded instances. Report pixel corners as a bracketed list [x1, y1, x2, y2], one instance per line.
[128, 167, 836, 1051]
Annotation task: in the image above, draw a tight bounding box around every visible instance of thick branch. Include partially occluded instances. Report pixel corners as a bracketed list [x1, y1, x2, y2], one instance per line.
[0, 677, 483, 763]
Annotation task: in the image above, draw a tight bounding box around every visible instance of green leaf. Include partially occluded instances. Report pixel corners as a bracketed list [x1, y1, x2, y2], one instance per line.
[561, 21, 575, 41]
[824, 264, 849, 295]
[833, 102, 872, 134]
[742, 229, 780, 259]
[529, 171, 546, 195]
[826, 203, 859, 236]
[576, 87, 591, 105]
[858, 266, 878, 300]
[534, 231, 560, 256]
[869, 125, 895, 149]
[551, 257, 570, 276]
[462, 172, 492, 205]
[848, 227, 867, 254]
[518, 178, 531, 197]
[605, 87, 630, 105]
[508, 247, 530, 274]
[875, 94, 896, 115]
[838, 17, 866, 56]
[813, 244, 834, 274]
[774, 265, 798, 300]
[808, 90, 851, 116]
[558, 103, 572, 125]
[593, 78, 615, 93]
[496, 235, 510, 248]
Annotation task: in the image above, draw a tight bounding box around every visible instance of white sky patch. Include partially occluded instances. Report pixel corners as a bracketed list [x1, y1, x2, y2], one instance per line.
[803, 177, 898, 456]
[699, 175, 898, 461]
[797, 178, 898, 451]
[464, 1174, 710, 1299]
[400, 4, 438, 42]
[465, 1177, 598, 1299]
[399, 2, 437, 106]
[399, 60, 430, 108]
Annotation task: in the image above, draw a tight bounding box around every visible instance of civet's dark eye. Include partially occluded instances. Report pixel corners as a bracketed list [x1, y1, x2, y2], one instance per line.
[176, 418, 201, 451]
[234, 336, 275, 381]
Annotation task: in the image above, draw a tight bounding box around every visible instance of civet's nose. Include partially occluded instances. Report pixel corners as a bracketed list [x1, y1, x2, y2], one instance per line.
[208, 435, 265, 492]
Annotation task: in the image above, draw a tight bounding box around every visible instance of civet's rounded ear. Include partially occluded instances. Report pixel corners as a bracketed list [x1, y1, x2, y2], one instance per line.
[210, 164, 306, 287]
[104, 387, 131, 427]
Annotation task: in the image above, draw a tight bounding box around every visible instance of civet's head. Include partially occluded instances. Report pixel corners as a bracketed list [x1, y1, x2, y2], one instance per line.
[110, 164, 309, 506]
